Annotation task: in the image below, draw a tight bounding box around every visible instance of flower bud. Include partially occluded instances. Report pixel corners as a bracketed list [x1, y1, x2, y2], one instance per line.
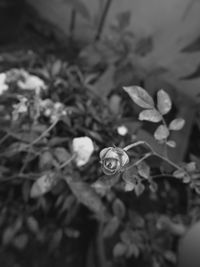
[100, 147, 129, 175]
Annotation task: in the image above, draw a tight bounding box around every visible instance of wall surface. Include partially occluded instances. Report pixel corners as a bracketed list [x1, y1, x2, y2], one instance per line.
[27, 0, 200, 99]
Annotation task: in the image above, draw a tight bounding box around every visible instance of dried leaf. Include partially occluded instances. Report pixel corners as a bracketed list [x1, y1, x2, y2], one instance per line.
[154, 125, 169, 141]
[157, 89, 172, 115]
[139, 109, 162, 122]
[169, 118, 185, 131]
[123, 86, 154, 109]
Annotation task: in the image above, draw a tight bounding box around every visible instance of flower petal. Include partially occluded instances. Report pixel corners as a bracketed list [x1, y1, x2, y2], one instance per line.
[121, 151, 129, 166]
[99, 147, 112, 160]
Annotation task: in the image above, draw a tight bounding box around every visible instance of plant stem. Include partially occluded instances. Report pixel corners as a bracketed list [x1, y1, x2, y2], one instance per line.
[124, 141, 185, 173]
[20, 120, 58, 174]
[95, 0, 113, 41]
[29, 119, 58, 147]
[69, 8, 76, 40]
[0, 133, 9, 145]
[59, 154, 76, 169]
[133, 152, 153, 166]
[161, 117, 169, 158]
[96, 222, 107, 267]
[124, 141, 153, 152]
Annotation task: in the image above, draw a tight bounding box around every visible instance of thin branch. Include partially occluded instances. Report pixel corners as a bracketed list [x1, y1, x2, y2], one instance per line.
[95, 0, 113, 41]
[69, 8, 77, 40]
[29, 119, 58, 147]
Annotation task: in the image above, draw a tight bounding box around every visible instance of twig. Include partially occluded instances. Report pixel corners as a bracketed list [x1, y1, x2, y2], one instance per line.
[69, 8, 76, 40]
[58, 154, 76, 169]
[0, 133, 9, 145]
[29, 119, 58, 147]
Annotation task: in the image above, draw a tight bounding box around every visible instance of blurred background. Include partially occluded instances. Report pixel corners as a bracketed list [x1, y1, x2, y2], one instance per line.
[0, 1, 200, 267]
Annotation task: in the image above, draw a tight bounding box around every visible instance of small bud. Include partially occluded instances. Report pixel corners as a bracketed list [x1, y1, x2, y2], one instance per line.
[100, 147, 129, 175]
[117, 125, 128, 136]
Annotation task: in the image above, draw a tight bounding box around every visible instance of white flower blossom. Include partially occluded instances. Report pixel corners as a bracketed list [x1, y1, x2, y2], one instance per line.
[17, 72, 46, 94]
[0, 73, 8, 95]
[72, 137, 94, 167]
[117, 125, 128, 136]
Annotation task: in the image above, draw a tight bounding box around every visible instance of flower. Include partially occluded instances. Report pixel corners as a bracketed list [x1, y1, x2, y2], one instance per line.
[100, 147, 129, 175]
[72, 137, 94, 167]
[0, 73, 8, 95]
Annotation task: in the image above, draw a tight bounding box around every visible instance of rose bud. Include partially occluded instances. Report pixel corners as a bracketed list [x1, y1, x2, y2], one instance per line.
[100, 147, 129, 175]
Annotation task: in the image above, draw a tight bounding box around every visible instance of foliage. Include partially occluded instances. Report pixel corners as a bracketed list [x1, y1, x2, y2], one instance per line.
[1, 23, 200, 267]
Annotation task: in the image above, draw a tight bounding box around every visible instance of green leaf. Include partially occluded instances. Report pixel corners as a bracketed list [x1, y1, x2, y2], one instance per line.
[157, 89, 172, 115]
[173, 169, 186, 179]
[30, 172, 59, 198]
[49, 229, 63, 251]
[139, 109, 162, 122]
[185, 162, 196, 173]
[169, 118, 185, 131]
[127, 243, 140, 258]
[112, 199, 126, 219]
[13, 234, 28, 250]
[134, 182, 145, 196]
[149, 181, 158, 192]
[154, 125, 169, 141]
[124, 182, 135, 192]
[103, 216, 120, 238]
[26, 216, 39, 233]
[113, 242, 127, 257]
[166, 140, 176, 148]
[123, 86, 154, 109]
[137, 161, 150, 179]
[53, 147, 71, 164]
[39, 150, 53, 170]
[64, 176, 108, 221]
